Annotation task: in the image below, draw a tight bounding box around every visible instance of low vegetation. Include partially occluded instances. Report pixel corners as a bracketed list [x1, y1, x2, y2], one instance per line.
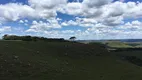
[105, 41, 132, 48]
[0, 36, 142, 80]
[2, 34, 65, 42]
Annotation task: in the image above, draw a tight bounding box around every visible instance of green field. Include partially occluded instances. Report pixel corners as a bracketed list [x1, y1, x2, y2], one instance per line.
[104, 41, 132, 48]
[104, 41, 142, 48]
[0, 41, 142, 80]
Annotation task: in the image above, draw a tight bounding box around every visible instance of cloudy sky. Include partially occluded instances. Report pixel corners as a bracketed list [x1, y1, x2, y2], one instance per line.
[0, 0, 142, 40]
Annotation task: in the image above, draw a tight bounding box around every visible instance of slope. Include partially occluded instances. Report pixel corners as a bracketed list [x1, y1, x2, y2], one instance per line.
[0, 41, 142, 80]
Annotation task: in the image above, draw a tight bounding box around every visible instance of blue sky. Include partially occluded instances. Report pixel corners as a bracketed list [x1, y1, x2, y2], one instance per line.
[0, 0, 142, 40]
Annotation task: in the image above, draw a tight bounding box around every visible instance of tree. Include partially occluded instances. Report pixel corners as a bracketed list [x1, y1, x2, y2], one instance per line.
[3, 34, 9, 40]
[69, 36, 76, 41]
[22, 36, 32, 41]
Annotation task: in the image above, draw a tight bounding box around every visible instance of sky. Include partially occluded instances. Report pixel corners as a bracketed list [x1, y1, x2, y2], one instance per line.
[0, 0, 142, 40]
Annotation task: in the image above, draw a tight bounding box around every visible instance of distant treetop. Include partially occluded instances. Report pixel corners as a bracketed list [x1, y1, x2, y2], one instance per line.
[69, 36, 76, 41]
[2, 34, 65, 42]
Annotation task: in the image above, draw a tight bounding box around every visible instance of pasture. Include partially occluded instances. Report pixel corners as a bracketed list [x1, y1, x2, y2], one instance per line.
[0, 41, 142, 80]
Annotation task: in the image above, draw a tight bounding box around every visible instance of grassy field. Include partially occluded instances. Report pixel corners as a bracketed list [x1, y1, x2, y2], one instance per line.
[0, 41, 142, 80]
[104, 41, 132, 48]
[104, 41, 142, 48]
[127, 42, 142, 48]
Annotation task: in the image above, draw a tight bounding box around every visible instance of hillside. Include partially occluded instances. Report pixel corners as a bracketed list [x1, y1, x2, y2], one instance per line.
[0, 41, 142, 80]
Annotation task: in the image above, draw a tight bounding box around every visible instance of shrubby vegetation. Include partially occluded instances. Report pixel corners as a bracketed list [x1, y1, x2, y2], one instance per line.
[2, 34, 65, 42]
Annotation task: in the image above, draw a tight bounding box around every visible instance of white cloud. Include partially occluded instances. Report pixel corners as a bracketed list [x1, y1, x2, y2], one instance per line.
[25, 20, 28, 23]
[28, 0, 67, 9]
[0, 0, 67, 23]
[28, 0, 68, 19]
[83, 0, 113, 8]
[118, 20, 142, 30]
[61, 2, 83, 15]
[0, 0, 141, 39]
[0, 3, 35, 23]
[60, 1, 142, 26]
[102, 16, 124, 26]
[103, 1, 142, 19]
[26, 18, 61, 32]
[19, 20, 24, 23]
[61, 17, 98, 27]
[61, 30, 75, 34]
[61, 20, 78, 26]
[26, 29, 82, 39]
[19, 20, 28, 24]
[0, 0, 141, 26]
[0, 26, 11, 32]
[25, 20, 142, 40]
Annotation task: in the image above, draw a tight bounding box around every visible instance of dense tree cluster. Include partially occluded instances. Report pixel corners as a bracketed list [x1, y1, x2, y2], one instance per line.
[2, 34, 65, 42]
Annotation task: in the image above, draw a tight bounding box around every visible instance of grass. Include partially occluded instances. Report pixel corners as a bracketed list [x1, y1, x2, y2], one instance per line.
[127, 42, 142, 48]
[0, 41, 142, 80]
[105, 41, 132, 48]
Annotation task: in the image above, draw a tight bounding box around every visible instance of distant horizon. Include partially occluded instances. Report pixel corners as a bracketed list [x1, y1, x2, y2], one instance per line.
[77, 39, 142, 40]
[2, 34, 142, 41]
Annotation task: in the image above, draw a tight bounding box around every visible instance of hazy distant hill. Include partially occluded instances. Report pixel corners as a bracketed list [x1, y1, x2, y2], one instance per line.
[120, 39, 142, 42]
[78, 39, 142, 43]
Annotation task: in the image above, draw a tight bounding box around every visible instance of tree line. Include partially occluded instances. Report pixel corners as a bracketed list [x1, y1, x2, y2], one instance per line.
[2, 34, 65, 42]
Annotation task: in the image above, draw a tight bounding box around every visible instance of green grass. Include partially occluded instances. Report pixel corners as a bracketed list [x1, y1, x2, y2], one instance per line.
[125, 42, 142, 48]
[0, 41, 142, 80]
[105, 41, 132, 48]
[114, 50, 142, 59]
